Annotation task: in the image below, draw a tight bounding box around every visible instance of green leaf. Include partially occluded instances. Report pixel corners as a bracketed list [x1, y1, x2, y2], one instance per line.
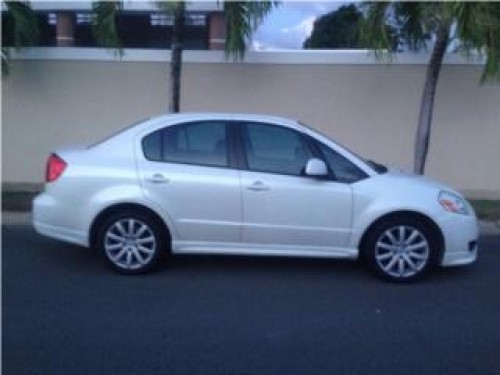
[2, 1, 39, 75]
[360, 1, 393, 54]
[2, 48, 11, 76]
[92, 1, 123, 56]
[3, 1, 39, 48]
[361, 1, 500, 82]
[224, 1, 278, 61]
[156, 1, 182, 13]
[304, 5, 364, 49]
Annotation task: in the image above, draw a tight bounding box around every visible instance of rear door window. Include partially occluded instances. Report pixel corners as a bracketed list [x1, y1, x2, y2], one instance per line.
[142, 121, 228, 167]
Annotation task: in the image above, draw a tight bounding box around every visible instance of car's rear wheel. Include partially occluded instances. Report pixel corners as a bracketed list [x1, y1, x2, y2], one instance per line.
[364, 217, 437, 282]
[97, 210, 167, 274]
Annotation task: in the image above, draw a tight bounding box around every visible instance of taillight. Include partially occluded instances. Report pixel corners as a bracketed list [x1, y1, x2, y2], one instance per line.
[46, 153, 67, 182]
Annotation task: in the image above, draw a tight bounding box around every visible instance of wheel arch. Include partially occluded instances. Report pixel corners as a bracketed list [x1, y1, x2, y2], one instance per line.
[357, 210, 445, 264]
[89, 203, 172, 250]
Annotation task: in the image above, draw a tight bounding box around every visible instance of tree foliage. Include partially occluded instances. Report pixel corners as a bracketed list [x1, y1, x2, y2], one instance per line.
[303, 4, 397, 50]
[92, 1, 276, 112]
[91, 1, 122, 53]
[304, 5, 365, 49]
[361, 1, 500, 80]
[361, 1, 500, 174]
[224, 1, 277, 59]
[2, 1, 39, 75]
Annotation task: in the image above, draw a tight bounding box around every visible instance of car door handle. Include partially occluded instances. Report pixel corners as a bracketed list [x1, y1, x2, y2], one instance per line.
[247, 181, 270, 192]
[147, 173, 170, 184]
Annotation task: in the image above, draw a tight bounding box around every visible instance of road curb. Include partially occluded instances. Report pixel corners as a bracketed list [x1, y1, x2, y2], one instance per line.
[479, 220, 500, 236]
[2, 212, 32, 226]
[2, 211, 499, 236]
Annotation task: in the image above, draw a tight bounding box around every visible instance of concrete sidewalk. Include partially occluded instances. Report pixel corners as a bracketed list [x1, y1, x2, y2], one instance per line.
[3, 211, 499, 236]
[2, 212, 32, 226]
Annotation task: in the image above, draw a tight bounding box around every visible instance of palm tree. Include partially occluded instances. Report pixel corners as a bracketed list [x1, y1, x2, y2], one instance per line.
[2, 1, 39, 75]
[361, 2, 500, 174]
[92, 1, 276, 113]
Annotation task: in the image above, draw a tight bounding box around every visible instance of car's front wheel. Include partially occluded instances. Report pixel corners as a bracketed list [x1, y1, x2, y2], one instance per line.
[97, 210, 167, 274]
[364, 217, 438, 282]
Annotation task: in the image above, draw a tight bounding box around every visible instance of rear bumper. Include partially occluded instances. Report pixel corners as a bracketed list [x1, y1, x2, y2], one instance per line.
[32, 193, 88, 247]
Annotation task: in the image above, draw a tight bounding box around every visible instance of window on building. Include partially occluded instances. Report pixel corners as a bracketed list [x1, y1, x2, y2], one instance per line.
[2, 10, 210, 49]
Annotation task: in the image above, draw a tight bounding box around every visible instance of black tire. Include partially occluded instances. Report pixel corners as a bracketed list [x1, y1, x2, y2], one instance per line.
[363, 217, 439, 282]
[96, 209, 168, 275]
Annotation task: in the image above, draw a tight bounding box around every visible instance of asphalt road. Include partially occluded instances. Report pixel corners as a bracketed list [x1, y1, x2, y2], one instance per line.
[2, 224, 500, 375]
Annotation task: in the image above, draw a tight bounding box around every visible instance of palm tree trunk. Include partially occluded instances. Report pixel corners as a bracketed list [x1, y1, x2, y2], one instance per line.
[168, 3, 185, 113]
[413, 23, 450, 174]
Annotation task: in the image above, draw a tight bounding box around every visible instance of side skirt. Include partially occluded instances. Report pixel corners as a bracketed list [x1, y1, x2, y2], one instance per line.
[172, 241, 358, 260]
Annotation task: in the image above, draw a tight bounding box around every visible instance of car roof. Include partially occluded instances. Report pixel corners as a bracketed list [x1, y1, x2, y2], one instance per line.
[150, 112, 298, 123]
[92, 112, 303, 149]
[140, 112, 303, 132]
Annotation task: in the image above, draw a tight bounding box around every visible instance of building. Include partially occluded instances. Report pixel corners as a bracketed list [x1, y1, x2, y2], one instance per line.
[1, 1, 226, 50]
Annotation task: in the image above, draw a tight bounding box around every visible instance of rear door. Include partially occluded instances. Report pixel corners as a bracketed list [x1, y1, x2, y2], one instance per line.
[136, 120, 242, 246]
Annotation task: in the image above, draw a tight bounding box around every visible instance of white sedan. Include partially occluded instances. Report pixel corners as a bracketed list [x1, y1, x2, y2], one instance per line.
[33, 113, 478, 281]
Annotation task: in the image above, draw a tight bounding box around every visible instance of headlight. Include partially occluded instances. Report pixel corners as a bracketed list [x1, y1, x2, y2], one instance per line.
[438, 191, 469, 215]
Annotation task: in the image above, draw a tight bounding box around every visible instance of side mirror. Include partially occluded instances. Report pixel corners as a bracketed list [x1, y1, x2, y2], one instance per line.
[304, 158, 328, 177]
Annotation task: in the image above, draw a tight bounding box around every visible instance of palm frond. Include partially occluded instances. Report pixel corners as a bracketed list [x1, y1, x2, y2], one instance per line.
[477, 3, 500, 82]
[2, 1, 39, 75]
[156, 1, 182, 13]
[2, 48, 11, 76]
[482, 45, 500, 83]
[360, 1, 393, 55]
[452, 2, 500, 82]
[92, 1, 123, 56]
[4, 1, 39, 48]
[224, 1, 277, 61]
[393, 1, 429, 51]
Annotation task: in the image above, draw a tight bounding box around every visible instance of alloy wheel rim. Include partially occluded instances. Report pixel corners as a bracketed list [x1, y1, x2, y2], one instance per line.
[375, 225, 430, 278]
[104, 218, 156, 270]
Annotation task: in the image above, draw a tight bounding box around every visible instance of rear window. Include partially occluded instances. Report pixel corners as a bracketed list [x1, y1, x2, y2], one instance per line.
[142, 121, 228, 167]
[89, 118, 149, 148]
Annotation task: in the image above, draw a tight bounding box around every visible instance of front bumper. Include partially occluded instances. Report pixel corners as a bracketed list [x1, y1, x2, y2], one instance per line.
[438, 211, 479, 267]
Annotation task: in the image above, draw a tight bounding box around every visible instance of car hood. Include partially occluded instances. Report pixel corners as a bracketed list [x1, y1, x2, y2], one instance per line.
[350, 166, 470, 219]
[380, 166, 462, 197]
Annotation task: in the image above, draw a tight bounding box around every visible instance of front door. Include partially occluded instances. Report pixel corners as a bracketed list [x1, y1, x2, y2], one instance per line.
[238, 122, 353, 250]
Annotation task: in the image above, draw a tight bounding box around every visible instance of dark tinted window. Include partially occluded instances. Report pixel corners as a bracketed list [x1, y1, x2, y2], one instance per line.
[242, 123, 313, 176]
[318, 143, 367, 183]
[142, 130, 162, 160]
[142, 122, 228, 167]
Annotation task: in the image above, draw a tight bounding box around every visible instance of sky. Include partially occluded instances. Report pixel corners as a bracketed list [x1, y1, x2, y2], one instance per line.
[251, 1, 344, 50]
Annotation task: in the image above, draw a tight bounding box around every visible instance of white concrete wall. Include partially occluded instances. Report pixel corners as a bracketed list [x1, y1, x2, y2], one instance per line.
[2, 48, 499, 198]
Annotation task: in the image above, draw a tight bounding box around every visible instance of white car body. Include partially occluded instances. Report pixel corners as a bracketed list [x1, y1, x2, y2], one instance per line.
[33, 113, 478, 279]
